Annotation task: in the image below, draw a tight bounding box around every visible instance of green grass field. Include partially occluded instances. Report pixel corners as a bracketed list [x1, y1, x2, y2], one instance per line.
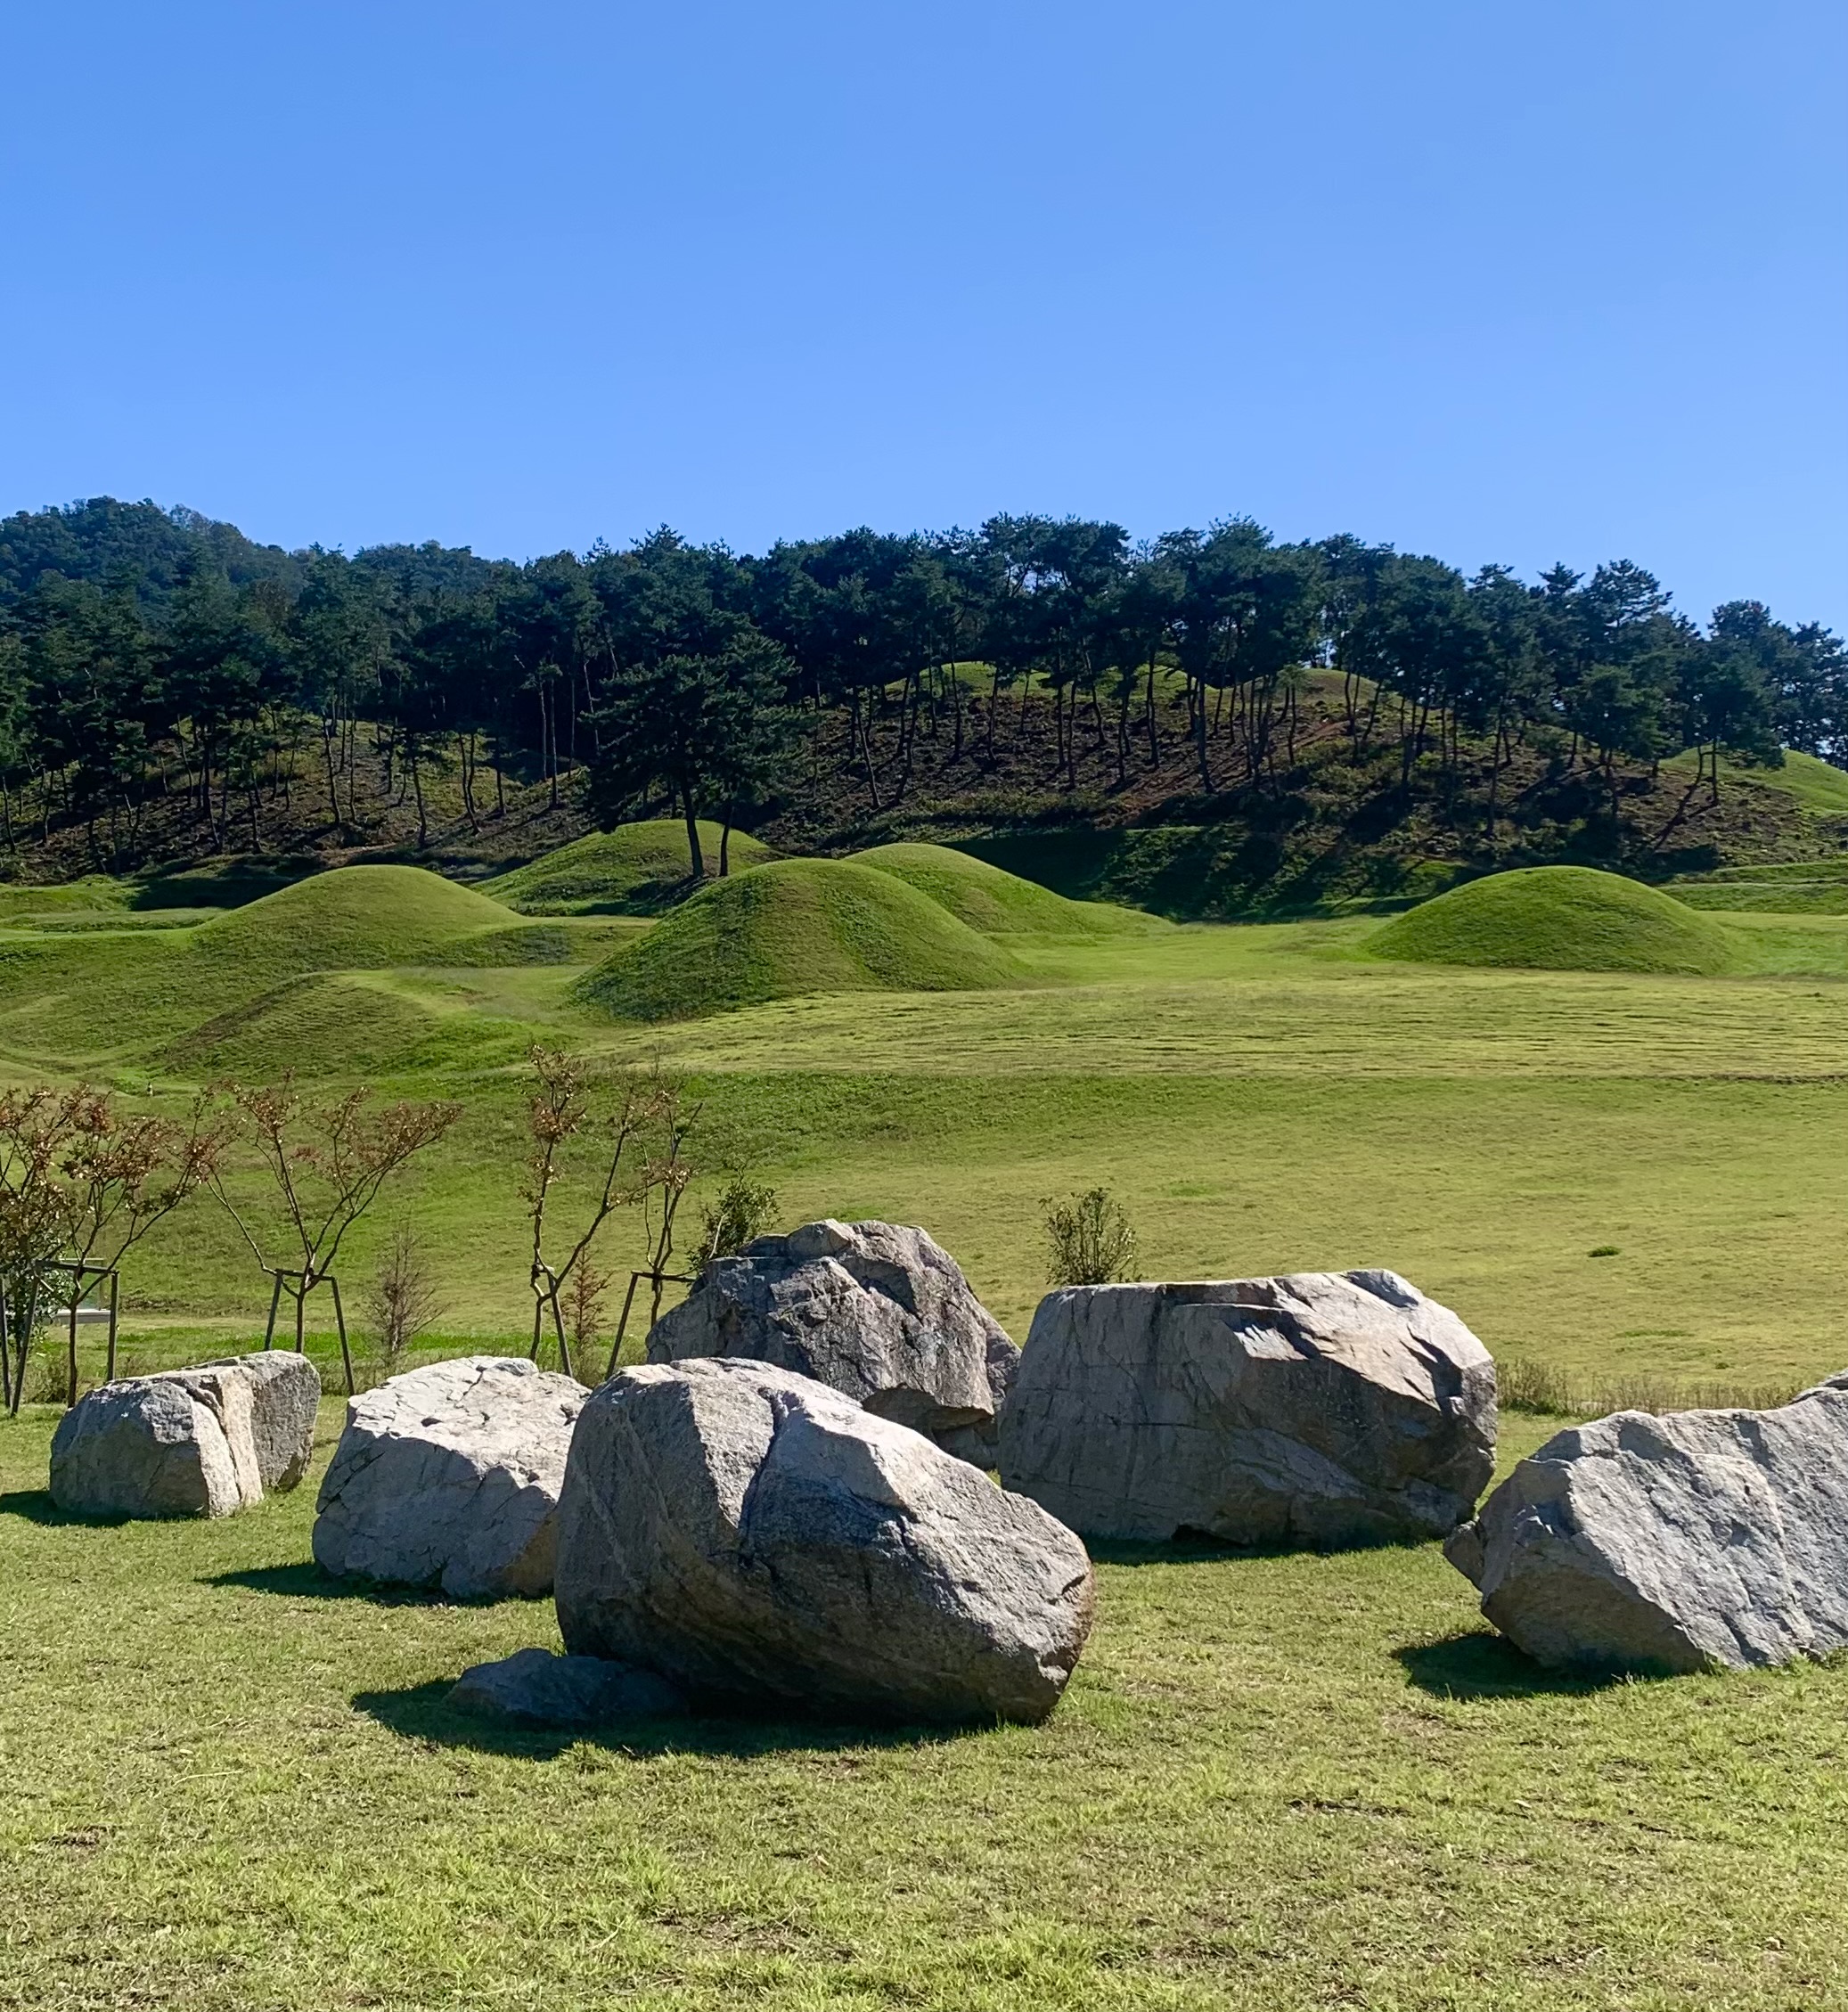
[7, 1403, 1846, 2012]
[3, 839, 1848, 2007]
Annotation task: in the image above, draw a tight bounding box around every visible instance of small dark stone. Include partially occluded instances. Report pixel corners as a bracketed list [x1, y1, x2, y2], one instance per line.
[449, 1647, 685, 1726]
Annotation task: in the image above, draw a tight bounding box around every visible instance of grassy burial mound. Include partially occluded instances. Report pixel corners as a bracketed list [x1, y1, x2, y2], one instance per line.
[190, 864, 519, 977]
[849, 841, 1156, 937]
[486, 820, 774, 914]
[577, 857, 1024, 1021]
[1368, 865, 1741, 975]
[165, 971, 534, 1081]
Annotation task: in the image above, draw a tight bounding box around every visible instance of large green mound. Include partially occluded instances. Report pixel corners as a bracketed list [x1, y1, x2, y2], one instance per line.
[192, 865, 515, 974]
[1368, 866, 1741, 975]
[163, 972, 531, 1080]
[576, 858, 1023, 1021]
[848, 841, 1155, 936]
[486, 820, 774, 914]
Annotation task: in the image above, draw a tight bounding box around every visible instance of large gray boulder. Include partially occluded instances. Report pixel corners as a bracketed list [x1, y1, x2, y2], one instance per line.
[313, 1356, 585, 1599]
[555, 1357, 1094, 1724]
[998, 1271, 1496, 1546]
[1445, 1376, 1848, 1673]
[645, 1219, 1018, 1458]
[49, 1350, 321, 1520]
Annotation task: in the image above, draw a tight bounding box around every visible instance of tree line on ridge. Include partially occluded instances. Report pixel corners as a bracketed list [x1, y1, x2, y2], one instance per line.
[0, 496, 1842, 871]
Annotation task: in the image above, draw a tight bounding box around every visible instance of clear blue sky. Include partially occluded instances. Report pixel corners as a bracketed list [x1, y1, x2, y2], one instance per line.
[4, 1, 1844, 630]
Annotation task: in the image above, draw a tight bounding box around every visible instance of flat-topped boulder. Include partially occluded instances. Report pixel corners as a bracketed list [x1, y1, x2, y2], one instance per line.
[998, 1271, 1496, 1546]
[49, 1350, 321, 1520]
[555, 1357, 1094, 1724]
[1446, 1376, 1848, 1673]
[313, 1356, 585, 1599]
[646, 1218, 1018, 1455]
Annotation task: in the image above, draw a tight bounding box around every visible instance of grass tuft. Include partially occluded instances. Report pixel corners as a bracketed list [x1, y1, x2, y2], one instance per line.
[1498, 1354, 1805, 1419]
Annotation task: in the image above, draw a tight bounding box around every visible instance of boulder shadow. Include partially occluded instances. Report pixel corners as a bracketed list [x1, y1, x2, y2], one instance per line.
[1087, 1531, 1419, 1568]
[203, 1562, 472, 1607]
[0, 1487, 89, 1526]
[354, 1679, 983, 1762]
[1395, 1630, 1644, 1700]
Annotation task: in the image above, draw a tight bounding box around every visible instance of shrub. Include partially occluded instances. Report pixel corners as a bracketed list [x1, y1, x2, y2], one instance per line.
[1043, 1187, 1139, 1288]
[698, 1175, 779, 1268]
[364, 1225, 446, 1368]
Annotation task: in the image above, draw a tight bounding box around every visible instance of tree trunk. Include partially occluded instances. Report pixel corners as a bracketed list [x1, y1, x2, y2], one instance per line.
[683, 787, 706, 879]
[719, 807, 733, 877]
[322, 721, 344, 838]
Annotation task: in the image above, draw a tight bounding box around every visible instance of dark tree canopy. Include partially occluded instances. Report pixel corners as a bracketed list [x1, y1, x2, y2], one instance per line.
[0, 494, 1840, 873]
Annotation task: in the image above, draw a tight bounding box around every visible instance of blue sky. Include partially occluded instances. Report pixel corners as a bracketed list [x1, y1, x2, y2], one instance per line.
[3, 0, 1843, 629]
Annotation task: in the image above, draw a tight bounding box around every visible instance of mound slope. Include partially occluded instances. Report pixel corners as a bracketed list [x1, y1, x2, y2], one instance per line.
[849, 842, 1152, 936]
[487, 821, 774, 914]
[192, 866, 513, 974]
[576, 858, 1022, 1021]
[1368, 866, 1740, 975]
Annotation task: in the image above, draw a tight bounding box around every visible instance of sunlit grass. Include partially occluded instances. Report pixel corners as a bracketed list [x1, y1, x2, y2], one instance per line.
[4, 853, 1848, 2006]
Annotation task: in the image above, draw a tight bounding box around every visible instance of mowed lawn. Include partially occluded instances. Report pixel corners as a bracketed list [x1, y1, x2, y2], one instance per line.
[4, 1405, 1846, 2012]
[3, 882, 1848, 2006]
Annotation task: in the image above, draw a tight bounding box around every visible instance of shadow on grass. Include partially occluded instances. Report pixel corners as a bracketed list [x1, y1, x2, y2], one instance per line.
[1395, 1630, 1644, 1700]
[354, 1679, 978, 1761]
[203, 1562, 472, 1607]
[1088, 1531, 1420, 1568]
[0, 1487, 91, 1526]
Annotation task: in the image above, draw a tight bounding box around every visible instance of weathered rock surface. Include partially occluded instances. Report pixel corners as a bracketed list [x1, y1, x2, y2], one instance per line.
[449, 1647, 685, 1726]
[998, 1271, 1497, 1545]
[204, 1350, 321, 1492]
[49, 1351, 321, 1520]
[1445, 1375, 1848, 1673]
[313, 1356, 584, 1599]
[645, 1219, 1018, 1456]
[555, 1357, 1094, 1723]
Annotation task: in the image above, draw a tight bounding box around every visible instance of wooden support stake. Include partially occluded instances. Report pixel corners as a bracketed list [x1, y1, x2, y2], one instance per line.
[330, 1275, 353, 1396]
[550, 1288, 573, 1383]
[106, 1272, 119, 1384]
[605, 1272, 642, 1384]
